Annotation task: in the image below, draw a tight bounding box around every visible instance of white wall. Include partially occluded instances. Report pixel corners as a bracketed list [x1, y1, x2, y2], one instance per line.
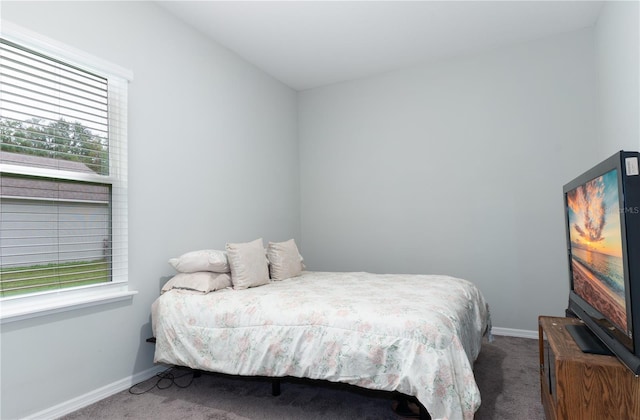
[299, 28, 600, 333]
[594, 0, 640, 154]
[1, 1, 637, 418]
[0, 2, 299, 419]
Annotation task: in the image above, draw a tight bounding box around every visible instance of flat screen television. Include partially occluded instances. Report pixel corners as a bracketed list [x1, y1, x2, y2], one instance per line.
[563, 150, 640, 374]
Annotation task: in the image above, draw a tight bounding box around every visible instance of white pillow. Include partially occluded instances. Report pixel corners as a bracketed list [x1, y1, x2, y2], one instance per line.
[161, 272, 232, 294]
[267, 239, 303, 280]
[168, 249, 230, 273]
[226, 238, 270, 289]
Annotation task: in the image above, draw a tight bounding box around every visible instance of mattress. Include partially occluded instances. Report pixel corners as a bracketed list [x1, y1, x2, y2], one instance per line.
[152, 271, 490, 420]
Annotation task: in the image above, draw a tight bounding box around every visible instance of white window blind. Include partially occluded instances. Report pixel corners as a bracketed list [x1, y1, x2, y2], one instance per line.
[0, 28, 129, 300]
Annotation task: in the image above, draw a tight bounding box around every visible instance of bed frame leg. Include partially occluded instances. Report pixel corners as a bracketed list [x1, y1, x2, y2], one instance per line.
[395, 395, 412, 415]
[271, 379, 281, 396]
[393, 393, 431, 420]
[418, 402, 431, 420]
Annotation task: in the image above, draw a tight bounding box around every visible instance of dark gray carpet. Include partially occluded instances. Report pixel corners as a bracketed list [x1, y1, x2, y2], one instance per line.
[60, 335, 543, 419]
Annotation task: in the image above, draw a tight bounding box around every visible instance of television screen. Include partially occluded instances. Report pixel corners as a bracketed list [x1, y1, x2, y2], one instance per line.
[564, 150, 640, 374]
[565, 168, 628, 336]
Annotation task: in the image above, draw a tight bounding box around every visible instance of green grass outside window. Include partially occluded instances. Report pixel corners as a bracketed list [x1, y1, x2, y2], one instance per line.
[0, 260, 109, 297]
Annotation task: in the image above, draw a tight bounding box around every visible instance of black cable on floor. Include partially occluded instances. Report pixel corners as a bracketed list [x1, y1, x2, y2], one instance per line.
[128, 367, 196, 395]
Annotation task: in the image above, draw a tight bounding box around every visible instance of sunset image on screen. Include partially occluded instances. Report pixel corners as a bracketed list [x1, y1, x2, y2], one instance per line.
[566, 169, 627, 331]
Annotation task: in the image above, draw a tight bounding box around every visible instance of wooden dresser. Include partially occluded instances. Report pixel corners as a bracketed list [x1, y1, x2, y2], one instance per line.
[538, 316, 640, 420]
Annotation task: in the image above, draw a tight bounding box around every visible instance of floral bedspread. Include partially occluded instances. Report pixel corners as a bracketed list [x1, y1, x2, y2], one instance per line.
[152, 271, 490, 420]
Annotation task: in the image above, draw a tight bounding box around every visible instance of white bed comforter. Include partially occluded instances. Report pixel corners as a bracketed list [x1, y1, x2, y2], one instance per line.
[152, 271, 490, 420]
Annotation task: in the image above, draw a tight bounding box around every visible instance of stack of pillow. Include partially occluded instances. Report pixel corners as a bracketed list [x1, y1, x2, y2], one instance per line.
[162, 249, 232, 294]
[162, 238, 304, 294]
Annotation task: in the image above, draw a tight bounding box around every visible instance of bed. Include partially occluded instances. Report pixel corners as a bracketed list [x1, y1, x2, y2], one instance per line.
[151, 269, 490, 420]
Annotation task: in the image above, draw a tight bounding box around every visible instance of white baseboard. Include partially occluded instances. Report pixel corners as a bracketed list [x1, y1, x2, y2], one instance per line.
[491, 326, 538, 339]
[24, 365, 167, 420]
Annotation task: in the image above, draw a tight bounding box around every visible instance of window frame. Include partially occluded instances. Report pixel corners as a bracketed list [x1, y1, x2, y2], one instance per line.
[0, 22, 135, 323]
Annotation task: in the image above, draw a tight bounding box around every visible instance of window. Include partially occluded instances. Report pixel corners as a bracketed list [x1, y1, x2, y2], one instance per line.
[0, 22, 134, 321]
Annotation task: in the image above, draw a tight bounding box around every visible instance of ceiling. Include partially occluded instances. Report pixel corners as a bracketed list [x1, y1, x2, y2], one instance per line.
[157, 1, 604, 91]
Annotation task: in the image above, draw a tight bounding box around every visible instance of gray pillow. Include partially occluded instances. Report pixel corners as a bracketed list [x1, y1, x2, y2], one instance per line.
[161, 272, 232, 294]
[168, 249, 230, 273]
[267, 239, 303, 280]
[226, 238, 270, 289]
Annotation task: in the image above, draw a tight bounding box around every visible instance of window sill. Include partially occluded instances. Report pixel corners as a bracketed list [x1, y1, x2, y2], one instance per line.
[0, 283, 137, 324]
